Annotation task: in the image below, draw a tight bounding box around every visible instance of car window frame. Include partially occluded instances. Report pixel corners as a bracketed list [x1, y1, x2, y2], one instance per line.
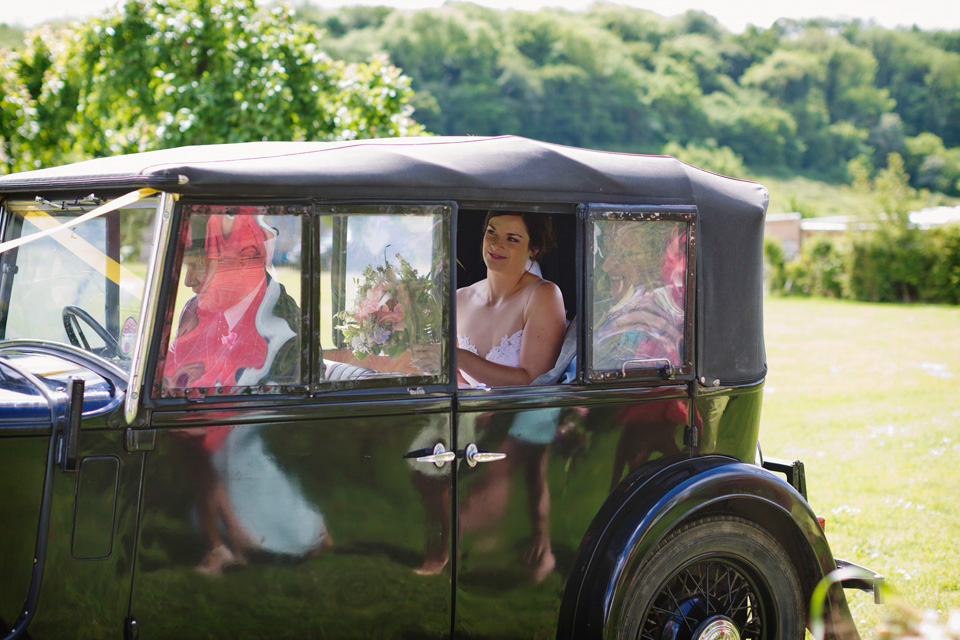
[150, 200, 312, 401]
[310, 202, 455, 395]
[582, 204, 697, 384]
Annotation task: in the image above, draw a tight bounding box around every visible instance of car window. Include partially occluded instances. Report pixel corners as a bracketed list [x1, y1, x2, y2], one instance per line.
[0, 197, 159, 371]
[317, 205, 449, 387]
[158, 205, 304, 396]
[586, 211, 693, 381]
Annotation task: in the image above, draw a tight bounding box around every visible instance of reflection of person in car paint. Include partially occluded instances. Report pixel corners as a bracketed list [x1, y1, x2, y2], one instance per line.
[609, 400, 692, 492]
[164, 214, 299, 389]
[458, 407, 586, 584]
[593, 223, 686, 371]
[165, 214, 328, 575]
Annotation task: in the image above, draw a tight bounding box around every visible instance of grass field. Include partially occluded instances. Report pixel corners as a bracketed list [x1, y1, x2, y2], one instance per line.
[760, 296, 960, 636]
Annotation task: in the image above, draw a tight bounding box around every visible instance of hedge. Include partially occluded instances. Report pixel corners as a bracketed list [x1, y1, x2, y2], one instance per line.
[765, 223, 960, 304]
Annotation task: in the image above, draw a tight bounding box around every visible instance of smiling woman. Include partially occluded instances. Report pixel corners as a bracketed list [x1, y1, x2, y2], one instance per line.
[455, 211, 566, 387]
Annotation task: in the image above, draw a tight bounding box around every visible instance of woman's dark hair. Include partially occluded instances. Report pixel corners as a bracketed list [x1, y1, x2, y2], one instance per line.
[483, 211, 556, 261]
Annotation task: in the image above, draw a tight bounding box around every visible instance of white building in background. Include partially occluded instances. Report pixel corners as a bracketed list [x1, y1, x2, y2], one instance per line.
[764, 206, 960, 261]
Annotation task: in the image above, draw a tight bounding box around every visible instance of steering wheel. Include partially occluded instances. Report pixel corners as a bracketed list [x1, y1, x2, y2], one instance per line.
[62, 306, 122, 360]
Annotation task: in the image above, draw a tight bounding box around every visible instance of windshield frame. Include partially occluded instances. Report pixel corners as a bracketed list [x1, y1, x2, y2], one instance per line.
[125, 192, 174, 423]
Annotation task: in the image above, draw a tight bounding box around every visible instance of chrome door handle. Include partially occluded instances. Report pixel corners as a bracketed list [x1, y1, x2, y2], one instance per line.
[416, 443, 457, 468]
[464, 443, 507, 468]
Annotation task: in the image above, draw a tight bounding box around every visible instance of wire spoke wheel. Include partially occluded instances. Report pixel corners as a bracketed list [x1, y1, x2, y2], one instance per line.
[640, 557, 765, 640]
[618, 516, 805, 640]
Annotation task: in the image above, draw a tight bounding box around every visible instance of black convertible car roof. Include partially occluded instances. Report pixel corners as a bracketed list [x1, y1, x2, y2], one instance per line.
[0, 135, 768, 385]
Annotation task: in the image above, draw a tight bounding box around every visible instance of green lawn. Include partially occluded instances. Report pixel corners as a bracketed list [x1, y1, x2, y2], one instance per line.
[760, 297, 960, 636]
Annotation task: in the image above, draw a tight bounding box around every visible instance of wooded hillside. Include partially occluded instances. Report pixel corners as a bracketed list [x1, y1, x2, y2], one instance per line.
[307, 2, 960, 195]
[2, 1, 959, 197]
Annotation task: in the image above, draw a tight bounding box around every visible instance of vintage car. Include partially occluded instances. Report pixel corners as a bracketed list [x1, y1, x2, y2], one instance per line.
[0, 136, 878, 639]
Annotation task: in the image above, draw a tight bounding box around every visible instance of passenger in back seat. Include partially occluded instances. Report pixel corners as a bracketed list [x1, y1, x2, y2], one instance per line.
[452, 211, 566, 388]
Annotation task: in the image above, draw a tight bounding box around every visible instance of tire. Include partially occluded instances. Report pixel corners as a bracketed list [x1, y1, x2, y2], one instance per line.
[617, 515, 805, 640]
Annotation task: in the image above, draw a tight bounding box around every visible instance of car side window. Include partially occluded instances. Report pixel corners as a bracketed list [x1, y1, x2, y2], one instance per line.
[586, 211, 694, 381]
[158, 204, 304, 396]
[316, 205, 449, 387]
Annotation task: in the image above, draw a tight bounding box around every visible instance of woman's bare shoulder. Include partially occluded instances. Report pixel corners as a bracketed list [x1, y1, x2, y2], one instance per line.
[457, 279, 486, 304]
[528, 275, 562, 301]
[523, 276, 564, 321]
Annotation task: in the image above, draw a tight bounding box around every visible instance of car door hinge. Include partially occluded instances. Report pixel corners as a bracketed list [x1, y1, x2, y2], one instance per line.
[124, 616, 138, 640]
[683, 424, 699, 448]
[125, 428, 156, 453]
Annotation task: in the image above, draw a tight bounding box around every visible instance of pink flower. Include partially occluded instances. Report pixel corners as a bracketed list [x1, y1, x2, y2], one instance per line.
[378, 303, 407, 331]
[357, 284, 391, 317]
[221, 331, 237, 346]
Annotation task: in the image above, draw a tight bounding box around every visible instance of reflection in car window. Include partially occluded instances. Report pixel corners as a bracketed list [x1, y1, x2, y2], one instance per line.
[590, 220, 687, 375]
[160, 206, 302, 394]
[319, 211, 447, 384]
[1, 199, 158, 371]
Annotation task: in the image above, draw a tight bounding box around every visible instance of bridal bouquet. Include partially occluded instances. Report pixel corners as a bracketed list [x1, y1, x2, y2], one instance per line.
[336, 254, 442, 360]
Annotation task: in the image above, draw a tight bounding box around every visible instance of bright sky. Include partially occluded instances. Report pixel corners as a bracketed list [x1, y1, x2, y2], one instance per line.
[6, 0, 960, 32]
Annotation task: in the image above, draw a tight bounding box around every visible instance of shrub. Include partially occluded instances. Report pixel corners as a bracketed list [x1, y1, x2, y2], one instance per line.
[771, 224, 960, 305]
[921, 223, 960, 304]
[790, 236, 845, 298]
[763, 237, 787, 293]
[847, 228, 926, 302]
[845, 232, 900, 302]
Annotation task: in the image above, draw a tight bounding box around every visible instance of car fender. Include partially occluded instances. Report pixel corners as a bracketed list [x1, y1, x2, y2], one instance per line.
[557, 454, 851, 640]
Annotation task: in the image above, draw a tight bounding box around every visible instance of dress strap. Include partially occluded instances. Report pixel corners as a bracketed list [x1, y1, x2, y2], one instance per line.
[521, 277, 550, 322]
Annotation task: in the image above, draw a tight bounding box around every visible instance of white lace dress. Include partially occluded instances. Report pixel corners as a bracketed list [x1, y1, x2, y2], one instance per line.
[457, 329, 522, 387]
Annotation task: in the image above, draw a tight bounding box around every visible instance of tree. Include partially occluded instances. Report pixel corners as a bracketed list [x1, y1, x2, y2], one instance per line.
[924, 49, 960, 146]
[904, 132, 951, 191]
[586, 4, 671, 49]
[376, 7, 508, 135]
[869, 113, 906, 166]
[0, 51, 37, 173]
[0, 0, 424, 173]
[817, 34, 893, 126]
[873, 152, 916, 224]
[703, 90, 803, 167]
[663, 139, 747, 177]
[858, 29, 941, 138]
[1, 27, 81, 173]
[661, 33, 726, 94]
[742, 49, 825, 105]
[646, 54, 710, 143]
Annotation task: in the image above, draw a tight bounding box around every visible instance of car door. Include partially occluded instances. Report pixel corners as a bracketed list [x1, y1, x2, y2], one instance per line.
[130, 202, 456, 639]
[0, 195, 160, 638]
[453, 206, 698, 638]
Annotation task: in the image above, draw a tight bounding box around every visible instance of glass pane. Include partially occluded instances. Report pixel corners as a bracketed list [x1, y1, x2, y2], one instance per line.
[161, 206, 302, 392]
[319, 212, 446, 383]
[591, 219, 687, 374]
[2, 198, 158, 372]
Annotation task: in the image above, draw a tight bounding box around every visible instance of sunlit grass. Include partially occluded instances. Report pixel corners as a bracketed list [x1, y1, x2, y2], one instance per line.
[760, 297, 960, 637]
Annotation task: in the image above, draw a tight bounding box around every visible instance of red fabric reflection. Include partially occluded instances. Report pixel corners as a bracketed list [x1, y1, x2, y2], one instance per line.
[661, 229, 686, 310]
[164, 215, 269, 389]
